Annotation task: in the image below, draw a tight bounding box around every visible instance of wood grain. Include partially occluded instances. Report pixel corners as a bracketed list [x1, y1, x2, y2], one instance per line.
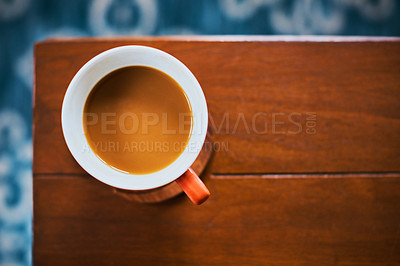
[33, 174, 400, 265]
[33, 37, 400, 175]
[33, 37, 400, 265]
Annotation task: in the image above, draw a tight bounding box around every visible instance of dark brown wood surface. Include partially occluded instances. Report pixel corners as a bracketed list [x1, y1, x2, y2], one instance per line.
[34, 174, 400, 265]
[33, 37, 400, 174]
[33, 37, 400, 265]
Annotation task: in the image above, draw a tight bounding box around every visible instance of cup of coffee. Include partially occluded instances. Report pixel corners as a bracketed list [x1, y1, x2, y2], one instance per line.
[61, 45, 210, 205]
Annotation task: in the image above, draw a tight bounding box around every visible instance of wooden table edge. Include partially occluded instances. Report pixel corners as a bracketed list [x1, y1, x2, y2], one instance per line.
[34, 35, 400, 46]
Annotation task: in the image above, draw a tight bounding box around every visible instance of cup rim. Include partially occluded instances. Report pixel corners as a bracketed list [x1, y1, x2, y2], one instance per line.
[61, 45, 208, 190]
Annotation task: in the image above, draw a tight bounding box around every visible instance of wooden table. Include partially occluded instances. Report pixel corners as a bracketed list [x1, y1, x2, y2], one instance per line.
[33, 36, 400, 265]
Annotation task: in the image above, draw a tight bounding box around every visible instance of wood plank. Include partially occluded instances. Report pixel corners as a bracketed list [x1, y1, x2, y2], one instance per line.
[33, 174, 400, 265]
[33, 38, 400, 174]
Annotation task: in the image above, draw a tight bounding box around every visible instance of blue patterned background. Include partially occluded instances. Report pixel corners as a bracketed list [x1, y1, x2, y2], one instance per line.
[0, 0, 399, 265]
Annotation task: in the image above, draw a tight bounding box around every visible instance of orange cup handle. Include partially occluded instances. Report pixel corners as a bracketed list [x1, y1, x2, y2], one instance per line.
[176, 168, 210, 205]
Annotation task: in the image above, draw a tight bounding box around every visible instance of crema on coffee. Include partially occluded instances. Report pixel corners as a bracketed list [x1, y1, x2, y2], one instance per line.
[83, 66, 193, 175]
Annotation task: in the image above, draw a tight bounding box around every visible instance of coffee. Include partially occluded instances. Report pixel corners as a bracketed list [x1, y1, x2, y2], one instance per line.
[83, 66, 193, 174]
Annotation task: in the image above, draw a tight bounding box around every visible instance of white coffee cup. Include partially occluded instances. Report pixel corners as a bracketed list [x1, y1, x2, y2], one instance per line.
[61, 45, 210, 205]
